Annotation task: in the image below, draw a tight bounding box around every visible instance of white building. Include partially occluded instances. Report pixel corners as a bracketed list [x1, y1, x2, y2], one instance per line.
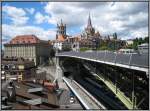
[126, 39, 133, 45]
[53, 40, 71, 51]
[118, 49, 136, 54]
[138, 43, 148, 54]
[72, 42, 80, 52]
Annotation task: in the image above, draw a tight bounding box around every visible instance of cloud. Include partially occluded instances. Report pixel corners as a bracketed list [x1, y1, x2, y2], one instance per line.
[25, 8, 35, 14]
[34, 12, 49, 24]
[44, 2, 87, 28]
[2, 5, 29, 26]
[2, 24, 56, 45]
[130, 27, 148, 38]
[123, 12, 148, 30]
[2, 2, 148, 42]
[43, 2, 148, 39]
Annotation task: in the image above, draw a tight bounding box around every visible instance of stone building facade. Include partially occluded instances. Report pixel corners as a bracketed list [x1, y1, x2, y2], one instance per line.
[54, 19, 71, 51]
[4, 35, 51, 65]
[79, 14, 102, 49]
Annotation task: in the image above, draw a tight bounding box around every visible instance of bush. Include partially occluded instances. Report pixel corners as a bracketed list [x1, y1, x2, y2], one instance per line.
[80, 47, 91, 52]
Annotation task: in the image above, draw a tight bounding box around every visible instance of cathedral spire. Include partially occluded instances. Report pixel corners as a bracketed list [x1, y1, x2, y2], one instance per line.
[60, 19, 63, 25]
[87, 13, 92, 28]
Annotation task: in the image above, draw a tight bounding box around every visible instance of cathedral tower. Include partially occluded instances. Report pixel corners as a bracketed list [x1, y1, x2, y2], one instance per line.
[56, 19, 66, 37]
[85, 13, 95, 37]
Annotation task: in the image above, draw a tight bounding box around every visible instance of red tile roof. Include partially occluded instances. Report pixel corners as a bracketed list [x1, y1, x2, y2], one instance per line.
[57, 35, 66, 42]
[10, 35, 40, 44]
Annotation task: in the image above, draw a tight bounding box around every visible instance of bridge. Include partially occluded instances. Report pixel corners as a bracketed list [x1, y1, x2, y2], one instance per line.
[55, 51, 149, 110]
[56, 51, 148, 73]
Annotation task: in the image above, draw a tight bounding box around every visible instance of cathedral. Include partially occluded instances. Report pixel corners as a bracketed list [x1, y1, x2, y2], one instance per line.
[79, 14, 101, 49]
[82, 13, 100, 39]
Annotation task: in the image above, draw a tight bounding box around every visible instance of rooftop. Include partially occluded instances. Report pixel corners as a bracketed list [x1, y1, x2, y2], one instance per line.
[10, 35, 40, 44]
[2, 80, 59, 110]
[5, 35, 50, 45]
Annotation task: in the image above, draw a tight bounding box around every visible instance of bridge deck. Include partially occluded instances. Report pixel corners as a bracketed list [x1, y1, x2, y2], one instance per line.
[56, 51, 148, 73]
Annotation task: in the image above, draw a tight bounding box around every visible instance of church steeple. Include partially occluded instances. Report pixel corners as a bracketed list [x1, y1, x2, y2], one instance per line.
[87, 13, 92, 28]
[56, 19, 66, 36]
[85, 13, 95, 37]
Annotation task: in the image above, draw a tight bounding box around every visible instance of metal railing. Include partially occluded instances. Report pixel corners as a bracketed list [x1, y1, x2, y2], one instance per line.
[56, 51, 148, 71]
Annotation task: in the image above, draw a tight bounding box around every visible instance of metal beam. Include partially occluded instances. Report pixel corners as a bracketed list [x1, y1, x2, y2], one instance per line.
[92, 73, 136, 109]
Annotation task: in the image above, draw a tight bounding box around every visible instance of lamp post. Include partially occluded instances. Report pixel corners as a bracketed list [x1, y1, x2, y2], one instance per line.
[92, 38, 96, 51]
[92, 38, 99, 73]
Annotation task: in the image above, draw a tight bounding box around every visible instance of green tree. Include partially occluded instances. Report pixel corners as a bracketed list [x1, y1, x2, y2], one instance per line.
[138, 38, 143, 45]
[144, 37, 149, 43]
[98, 46, 111, 50]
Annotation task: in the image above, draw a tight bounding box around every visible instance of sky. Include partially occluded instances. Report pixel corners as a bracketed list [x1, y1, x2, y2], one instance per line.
[2, 1, 149, 47]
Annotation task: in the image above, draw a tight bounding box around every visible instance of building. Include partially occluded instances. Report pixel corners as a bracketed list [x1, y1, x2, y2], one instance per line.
[1, 49, 4, 58]
[54, 40, 71, 51]
[126, 39, 133, 45]
[80, 14, 101, 49]
[53, 20, 71, 51]
[138, 43, 148, 54]
[1, 57, 36, 81]
[82, 14, 101, 39]
[53, 14, 126, 51]
[4, 35, 51, 65]
[118, 49, 136, 54]
[84, 14, 96, 38]
[66, 35, 81, 51]
[56, 19, 67, 41]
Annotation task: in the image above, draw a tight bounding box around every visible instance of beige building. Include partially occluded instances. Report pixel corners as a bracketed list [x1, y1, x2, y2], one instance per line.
[4, 35, 51, 65]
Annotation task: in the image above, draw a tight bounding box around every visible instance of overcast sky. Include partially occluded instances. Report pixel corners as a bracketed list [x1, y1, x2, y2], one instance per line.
[2, 2, 148, 46]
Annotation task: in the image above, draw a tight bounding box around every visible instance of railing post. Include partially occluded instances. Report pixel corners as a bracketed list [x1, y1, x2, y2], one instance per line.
[132, 71, 135, 109]
[115, 68, 118, 94]
[129, 54, 132, 66]
[104, 50, 106, 62]
[114, 53, 117, 63]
